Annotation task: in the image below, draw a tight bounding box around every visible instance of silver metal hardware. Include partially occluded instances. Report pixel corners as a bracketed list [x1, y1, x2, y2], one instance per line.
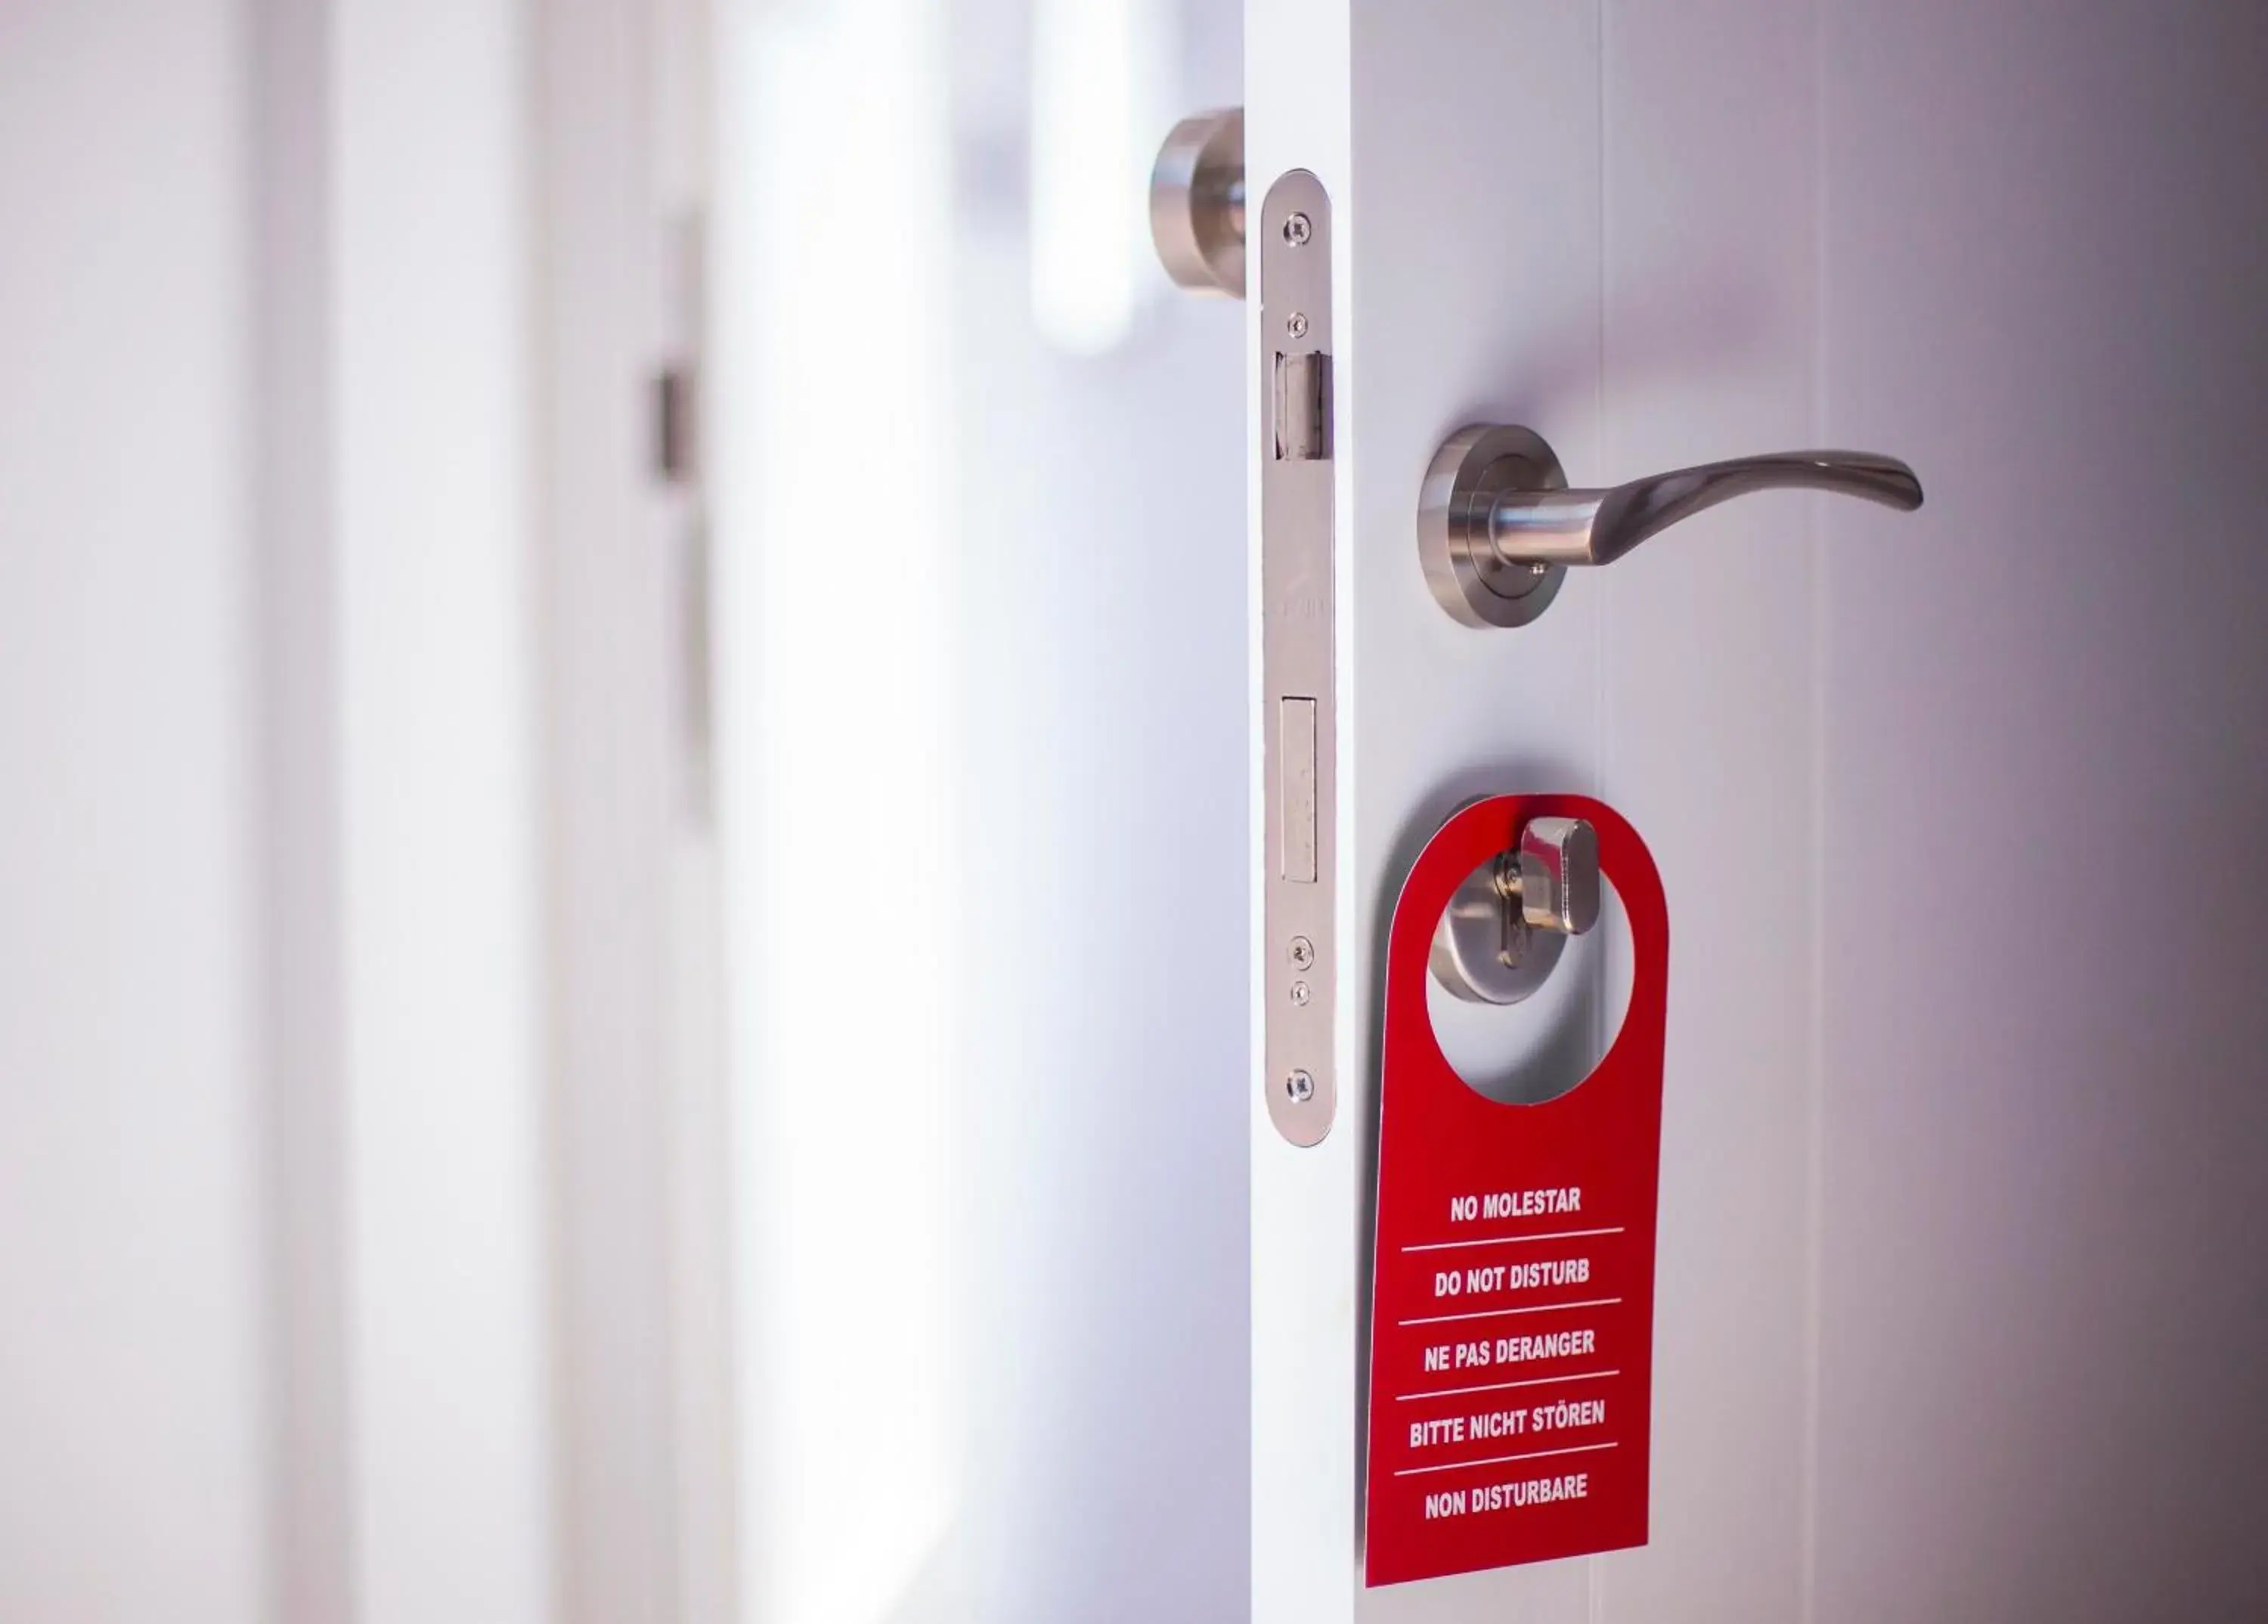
[1261, 172, 1336, 1146]
[1286, 1070, 1315, 1103]
[652, 364, 696, 485]
[1430, 817, 1600, 1006]
[1149, 108, 1245, 298]
[1274, 353, 1331, 462]
[1418, 423, 1925, 629]
[1278, 698, 1318, 882]
[1504, 816, 1600, 935]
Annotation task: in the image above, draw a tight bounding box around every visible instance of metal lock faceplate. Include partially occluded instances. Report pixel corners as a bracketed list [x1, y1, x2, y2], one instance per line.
[1260, 171, 1337, 1147]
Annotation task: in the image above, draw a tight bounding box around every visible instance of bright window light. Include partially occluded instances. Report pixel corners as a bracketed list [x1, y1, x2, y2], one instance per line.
[712, 2, 956, 1621]
[1029, 0, 1174, 355]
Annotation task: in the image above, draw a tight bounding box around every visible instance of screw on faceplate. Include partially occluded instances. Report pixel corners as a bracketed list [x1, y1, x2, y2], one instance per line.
[1285, 311, 1309, 339]
[1282, 212, 1313, 246]
[1286, 1069, 1316, 1102]
[1290, 980, 1312, 1006]
[1288, 935, 1315, 969]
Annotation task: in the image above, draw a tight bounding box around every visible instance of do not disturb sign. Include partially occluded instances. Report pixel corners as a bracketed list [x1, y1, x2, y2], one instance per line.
[1364, 795, 1670, 1588]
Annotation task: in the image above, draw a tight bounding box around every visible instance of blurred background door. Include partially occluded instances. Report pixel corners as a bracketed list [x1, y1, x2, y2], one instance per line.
[3, 0, 1250, 1622]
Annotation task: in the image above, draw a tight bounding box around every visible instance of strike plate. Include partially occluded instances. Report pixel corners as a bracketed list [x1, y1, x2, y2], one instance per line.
[1260, 170, 1335, 1147]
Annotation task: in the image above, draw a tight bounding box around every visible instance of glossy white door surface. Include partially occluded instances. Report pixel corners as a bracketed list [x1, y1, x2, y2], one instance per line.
[1247, 3, 2268, 1620]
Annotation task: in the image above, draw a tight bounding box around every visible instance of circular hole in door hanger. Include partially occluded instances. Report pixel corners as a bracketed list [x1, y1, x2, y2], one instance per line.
[1425, 857, 1633, 1107]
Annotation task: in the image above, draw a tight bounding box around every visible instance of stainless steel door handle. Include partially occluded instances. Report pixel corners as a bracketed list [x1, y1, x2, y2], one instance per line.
[1419, 423, 1924, 628]
[1150, 108, 1246, 299]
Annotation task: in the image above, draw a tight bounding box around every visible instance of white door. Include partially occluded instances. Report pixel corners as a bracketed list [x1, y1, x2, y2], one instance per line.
[1242, 3, 2268, 1621]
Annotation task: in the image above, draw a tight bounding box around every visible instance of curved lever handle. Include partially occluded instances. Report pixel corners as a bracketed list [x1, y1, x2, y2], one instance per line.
[1418, 423, 1924, 628]
[1494, 449, 1922, 568]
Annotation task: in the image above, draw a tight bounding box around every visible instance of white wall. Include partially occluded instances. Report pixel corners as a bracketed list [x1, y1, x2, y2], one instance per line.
[329, 0, 554, 1617]
[2, 3, 558, 1621]
[711, 2, 1250, 1619]
[0, 5, 269, 1620]
[937, 5, 1250, 1614]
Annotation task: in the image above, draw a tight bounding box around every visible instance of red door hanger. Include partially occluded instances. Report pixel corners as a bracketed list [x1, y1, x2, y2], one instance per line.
[1364, 794, 1670, 1588]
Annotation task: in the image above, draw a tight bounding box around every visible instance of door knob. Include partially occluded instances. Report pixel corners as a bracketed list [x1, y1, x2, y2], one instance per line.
[1150, 107, 1245, 298]
[1430, 815, 1599, 1005]
[1418, 423, 1924, 629]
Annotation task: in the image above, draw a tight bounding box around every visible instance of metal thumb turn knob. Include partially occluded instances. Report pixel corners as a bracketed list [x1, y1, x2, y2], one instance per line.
[1419, 423, 1924, 629]
[1431, 816, 1600, 1006]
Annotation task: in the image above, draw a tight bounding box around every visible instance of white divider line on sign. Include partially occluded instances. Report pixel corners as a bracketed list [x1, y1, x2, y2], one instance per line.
[1399, 1226, 1626, 1254]
[1394, 1367, 1620, 1404]
[1392, 1441, 1619, 1479]
[1397, 1296, 1622, 1328]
